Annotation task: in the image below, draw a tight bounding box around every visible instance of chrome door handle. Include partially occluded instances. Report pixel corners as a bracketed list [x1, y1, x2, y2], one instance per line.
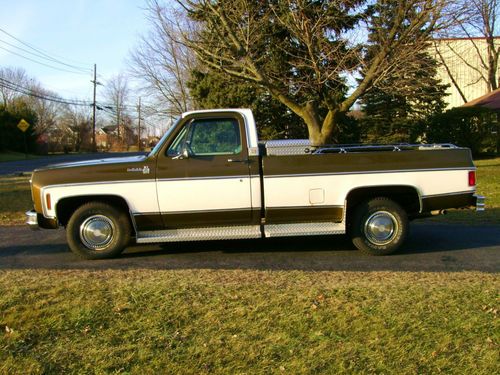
[227, 158, 249, 163]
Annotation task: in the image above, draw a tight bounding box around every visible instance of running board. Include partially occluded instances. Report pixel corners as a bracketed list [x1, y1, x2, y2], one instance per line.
[136, 225, 262, 243]
[264, 222, 345, 237]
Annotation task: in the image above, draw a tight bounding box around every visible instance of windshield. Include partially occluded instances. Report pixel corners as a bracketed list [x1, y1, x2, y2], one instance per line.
[148, 117, 181, 157]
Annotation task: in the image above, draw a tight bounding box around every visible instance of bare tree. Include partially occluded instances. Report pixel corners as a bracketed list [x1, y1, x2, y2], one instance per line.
[436, 0, 500, 101]
[0, 67, 30, 109]
[26, 84, 63, 136]
[158, 0, 454, 144]
[129, 0, 195, 117]
[59, 104, 92, 152]
[104, 74, 130, 139]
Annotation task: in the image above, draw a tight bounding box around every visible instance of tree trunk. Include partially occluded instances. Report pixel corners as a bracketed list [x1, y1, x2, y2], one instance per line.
[301, 107, 340, 145]
[288, 103, 342, 146]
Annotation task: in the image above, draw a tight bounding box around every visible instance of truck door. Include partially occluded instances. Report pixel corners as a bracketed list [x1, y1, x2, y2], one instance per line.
[156, 115, 255, 229]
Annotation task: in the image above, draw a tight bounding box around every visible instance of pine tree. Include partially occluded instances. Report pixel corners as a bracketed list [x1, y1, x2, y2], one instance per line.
[359, 1, 449, 143]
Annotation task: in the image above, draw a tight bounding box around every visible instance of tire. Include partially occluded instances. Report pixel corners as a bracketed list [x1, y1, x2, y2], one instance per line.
[350, 197, 408, 255]
[66, 202, 131, 260]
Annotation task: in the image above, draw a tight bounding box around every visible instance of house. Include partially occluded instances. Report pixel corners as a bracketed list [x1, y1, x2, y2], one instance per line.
[97, 124, 137, 151]
[432, 37, 500, 109]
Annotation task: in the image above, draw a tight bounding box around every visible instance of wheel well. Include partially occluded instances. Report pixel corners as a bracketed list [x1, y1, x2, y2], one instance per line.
[346, 186, 421, 220]
[56, 195, 135, 233]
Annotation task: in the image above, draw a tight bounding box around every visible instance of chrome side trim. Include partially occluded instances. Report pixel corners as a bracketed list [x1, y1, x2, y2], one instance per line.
[25, 210, 39, 230]
[264, 167, 475, 179]
[264, 222, 345, 237]
[136, 225, 262, 243]
[40, 179, 156, 189]
[162, 207, 253, 215]
[474, 194, 486, 212]
[266, 204, 343, 210]
[156, 175, 249, 182]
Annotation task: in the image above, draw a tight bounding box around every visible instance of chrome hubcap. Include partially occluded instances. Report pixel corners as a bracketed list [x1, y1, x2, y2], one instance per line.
[79, 215, 115, 250]
[364, 211, 398, 245]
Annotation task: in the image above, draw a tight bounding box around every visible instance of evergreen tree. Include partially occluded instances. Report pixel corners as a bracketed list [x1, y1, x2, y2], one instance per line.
[0, 98, 37, 153]
[360, 0, 448, 143]
[188, 70, 308, 140]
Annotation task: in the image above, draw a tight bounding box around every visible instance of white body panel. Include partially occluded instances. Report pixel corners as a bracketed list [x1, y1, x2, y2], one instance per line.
[156, 177, 253, 212]
[263, 169, 474, 210]
[41, 180, 158, 218]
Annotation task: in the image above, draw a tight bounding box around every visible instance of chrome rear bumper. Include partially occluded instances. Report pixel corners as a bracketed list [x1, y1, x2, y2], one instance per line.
[474, 194, 485, 212]
[25, 210, 40, 230]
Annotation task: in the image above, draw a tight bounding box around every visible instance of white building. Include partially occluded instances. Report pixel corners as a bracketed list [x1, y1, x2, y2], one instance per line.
[432, 37, 500, 109]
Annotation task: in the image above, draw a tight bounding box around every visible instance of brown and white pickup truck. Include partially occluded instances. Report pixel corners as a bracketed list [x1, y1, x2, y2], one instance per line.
[26, 109, 485, 259]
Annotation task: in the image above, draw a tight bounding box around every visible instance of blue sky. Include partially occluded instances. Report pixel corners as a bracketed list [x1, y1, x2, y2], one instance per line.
[0, 0, 151, 102]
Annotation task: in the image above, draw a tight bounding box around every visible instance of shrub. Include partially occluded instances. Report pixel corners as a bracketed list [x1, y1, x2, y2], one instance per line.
[426, 107, 498, 156]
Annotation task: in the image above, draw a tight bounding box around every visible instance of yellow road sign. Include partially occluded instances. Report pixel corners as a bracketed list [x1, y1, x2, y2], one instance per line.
[17, 119, 30, 132]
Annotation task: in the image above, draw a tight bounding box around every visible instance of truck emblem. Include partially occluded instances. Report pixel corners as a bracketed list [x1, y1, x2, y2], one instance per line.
[126, 166, 150, 174]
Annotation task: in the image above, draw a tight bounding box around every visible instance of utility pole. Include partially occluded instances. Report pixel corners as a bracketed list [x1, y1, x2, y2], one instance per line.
[91, 64, 97, 152]
[137, 97, 142, 151]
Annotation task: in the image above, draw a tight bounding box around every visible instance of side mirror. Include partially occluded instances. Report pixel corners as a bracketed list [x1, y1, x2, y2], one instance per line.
[172, 147, 190, 160]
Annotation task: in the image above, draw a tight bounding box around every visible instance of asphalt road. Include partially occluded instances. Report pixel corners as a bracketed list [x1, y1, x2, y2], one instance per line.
[0, 223, 498, 272]
[0, 152, 145, 175]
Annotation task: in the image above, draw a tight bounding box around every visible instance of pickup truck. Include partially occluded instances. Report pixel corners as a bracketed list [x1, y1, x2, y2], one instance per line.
[26, 108, 485, 259]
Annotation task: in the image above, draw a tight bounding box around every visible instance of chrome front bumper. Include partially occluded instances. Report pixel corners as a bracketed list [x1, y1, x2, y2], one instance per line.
[474, 194, 485, 212]
[25, 210, 40, 230]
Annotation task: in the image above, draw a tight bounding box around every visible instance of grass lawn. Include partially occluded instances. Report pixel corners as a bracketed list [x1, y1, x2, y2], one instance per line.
[0, 151, 44, 163]
[0, 175, 33, 225]
[0, 270, 498, 374]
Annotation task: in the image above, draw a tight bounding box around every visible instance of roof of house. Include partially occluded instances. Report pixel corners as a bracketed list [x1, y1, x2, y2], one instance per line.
[100, 125, 134, 134]
[462, 87, 500, 111]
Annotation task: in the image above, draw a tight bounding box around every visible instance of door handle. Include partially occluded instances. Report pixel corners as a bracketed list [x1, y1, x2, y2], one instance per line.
[227, 158, 250, 163]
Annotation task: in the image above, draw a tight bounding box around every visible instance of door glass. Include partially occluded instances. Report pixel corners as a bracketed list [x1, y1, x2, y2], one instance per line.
[189, 119, 242, 156]
[167, 126, 189, 156]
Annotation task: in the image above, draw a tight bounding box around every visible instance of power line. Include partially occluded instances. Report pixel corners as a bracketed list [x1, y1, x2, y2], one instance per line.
[0, 46, 91, 76]
[0, 77, 92, 106]
[0, 38, 91, 74]
[0, 27, 91, 70]
[0, 77, 90, 104]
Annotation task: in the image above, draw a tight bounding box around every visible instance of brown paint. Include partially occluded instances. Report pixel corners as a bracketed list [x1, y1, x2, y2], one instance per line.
[262, 148, 474, 176]
[421, 192, 476, 212]
[133, 213, 164, 231]
[160, 209, 260, 229]
[266, 206, 343, 224]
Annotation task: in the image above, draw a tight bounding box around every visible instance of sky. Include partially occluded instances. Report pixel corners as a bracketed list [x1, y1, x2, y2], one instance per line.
[0, 0, 151, 104]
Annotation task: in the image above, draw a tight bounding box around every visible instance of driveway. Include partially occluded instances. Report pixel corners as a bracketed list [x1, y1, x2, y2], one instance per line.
[0, 152, 145, 175]
[0, 223, 498, 272]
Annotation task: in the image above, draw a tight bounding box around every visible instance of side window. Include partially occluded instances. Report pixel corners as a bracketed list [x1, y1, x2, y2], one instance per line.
[167, 126, 188, 156]
[168, 118, 242, 156]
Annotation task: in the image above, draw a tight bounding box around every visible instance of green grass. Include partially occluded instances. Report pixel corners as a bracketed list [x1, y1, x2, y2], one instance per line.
[0, 151, 44, 163]
[0, 270, 498, 374]
[0, 175, 32, 225]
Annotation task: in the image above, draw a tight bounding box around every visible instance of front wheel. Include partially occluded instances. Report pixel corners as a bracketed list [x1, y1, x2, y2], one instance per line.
[350, 197, 408, 255]
[66, 202, 131, 259]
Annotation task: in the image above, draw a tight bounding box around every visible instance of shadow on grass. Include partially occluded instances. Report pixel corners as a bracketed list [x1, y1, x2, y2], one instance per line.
[0, 223, 499, 272]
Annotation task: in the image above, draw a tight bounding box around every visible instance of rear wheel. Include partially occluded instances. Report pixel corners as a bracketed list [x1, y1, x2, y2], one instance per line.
[350, 197, 408, 255]
[66, 202, 131, 259]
